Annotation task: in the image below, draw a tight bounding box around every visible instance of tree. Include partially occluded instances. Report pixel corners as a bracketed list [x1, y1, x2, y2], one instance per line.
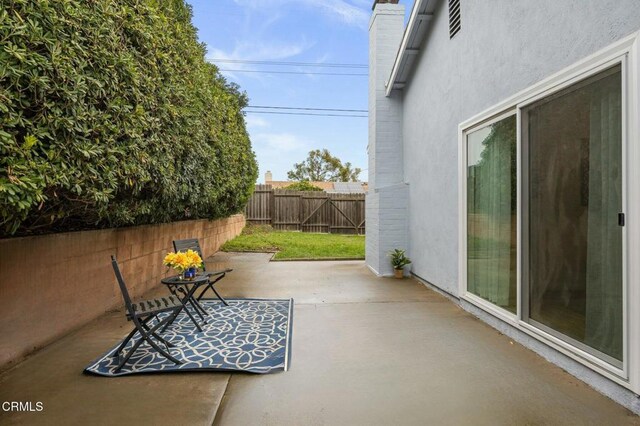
[470, 117, 517, 215]
[282, 181, 323, 191]
[287, 149, 361, 182]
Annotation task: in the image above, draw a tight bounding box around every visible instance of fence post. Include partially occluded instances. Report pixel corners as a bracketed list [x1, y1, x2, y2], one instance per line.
[268, 186, 274, 226]
[298, 192, 303, 232]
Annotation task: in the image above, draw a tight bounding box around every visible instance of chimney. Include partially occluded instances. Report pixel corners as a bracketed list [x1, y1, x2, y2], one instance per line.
[265, 170, 273, 183]
[369, 0, 404, 189]
[371, 0, 399, 10]
[366, 0, 408, 276]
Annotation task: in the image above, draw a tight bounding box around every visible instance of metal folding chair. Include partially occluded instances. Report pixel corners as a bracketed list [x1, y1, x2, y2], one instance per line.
[110, 255, 183, 372]
[172, 238, 233, 306]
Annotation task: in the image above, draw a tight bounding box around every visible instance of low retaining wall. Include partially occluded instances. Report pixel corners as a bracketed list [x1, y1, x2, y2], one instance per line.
[0, 214, 245, 369]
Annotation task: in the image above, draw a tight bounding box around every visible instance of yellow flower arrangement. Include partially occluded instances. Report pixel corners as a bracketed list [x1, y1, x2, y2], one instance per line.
[163, 249, 203, 273]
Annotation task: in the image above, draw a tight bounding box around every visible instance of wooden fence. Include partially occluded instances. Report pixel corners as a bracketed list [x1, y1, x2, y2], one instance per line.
[244, 185, 365, 234]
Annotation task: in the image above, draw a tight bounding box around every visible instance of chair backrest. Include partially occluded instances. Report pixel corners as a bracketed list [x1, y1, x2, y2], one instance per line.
[111, 255, 136, 316]
[172, 238, 206, 271]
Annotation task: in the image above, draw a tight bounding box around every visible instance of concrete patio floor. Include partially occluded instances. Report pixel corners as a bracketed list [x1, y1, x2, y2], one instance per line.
[1, 252, 638, 425]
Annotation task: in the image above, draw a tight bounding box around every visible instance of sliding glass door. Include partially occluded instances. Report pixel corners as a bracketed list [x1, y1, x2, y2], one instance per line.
[464, 63, 625, 368]
[523, 65, 624, 366]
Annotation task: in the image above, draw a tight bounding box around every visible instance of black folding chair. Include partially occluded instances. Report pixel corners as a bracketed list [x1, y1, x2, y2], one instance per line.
[111, 255, 183, 372]
[173, 238, 233, 306]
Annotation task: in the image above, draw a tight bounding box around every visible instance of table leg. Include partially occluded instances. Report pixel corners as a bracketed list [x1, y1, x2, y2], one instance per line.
[190, 287, 212, 317]
[162, 284, 205, 332]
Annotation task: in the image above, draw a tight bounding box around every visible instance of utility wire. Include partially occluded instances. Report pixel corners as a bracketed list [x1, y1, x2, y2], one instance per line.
[211, 59, 367, 68]
[244, 111, 367, 118]
[219, 69, 367, 76]
[248, 105, 368, 113]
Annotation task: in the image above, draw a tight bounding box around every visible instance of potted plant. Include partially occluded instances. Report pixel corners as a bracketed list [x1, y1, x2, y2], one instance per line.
[163, 249, 203, 279]
[389, 249, 411, 279]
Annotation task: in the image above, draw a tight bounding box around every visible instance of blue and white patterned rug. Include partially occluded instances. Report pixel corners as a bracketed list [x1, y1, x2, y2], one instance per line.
[84, 298, 293, 377]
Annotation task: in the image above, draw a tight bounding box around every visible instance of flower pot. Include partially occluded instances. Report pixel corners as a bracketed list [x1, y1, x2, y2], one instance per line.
[394, 269, 404, 279]
[184, 267, 197, 279]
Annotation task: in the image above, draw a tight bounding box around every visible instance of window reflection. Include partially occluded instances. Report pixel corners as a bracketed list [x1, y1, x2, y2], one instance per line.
[467, 115, 517, 314]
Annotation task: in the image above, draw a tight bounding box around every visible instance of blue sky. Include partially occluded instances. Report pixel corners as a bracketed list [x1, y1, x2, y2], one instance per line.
[187, 0, 414, 182]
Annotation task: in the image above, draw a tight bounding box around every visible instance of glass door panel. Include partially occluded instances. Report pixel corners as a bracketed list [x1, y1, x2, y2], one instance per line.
[467, 115, 517, 313]
[524, 65, 623, 364]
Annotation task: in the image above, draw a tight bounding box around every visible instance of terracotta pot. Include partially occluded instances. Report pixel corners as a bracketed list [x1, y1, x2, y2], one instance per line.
[394, 269, 404, 279]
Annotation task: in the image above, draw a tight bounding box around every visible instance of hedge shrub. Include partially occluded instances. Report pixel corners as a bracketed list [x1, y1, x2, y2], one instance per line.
[0, 0, 258, 237]
[282, 181, 324, 192]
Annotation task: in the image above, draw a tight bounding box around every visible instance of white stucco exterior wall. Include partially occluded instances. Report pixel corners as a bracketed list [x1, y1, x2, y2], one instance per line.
[366, 3, 408, 276]
[370, 0, 640, 414]
[403, 0, 640, 296]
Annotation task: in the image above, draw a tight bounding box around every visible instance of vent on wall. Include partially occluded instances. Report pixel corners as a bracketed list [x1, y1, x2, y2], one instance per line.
[449, 0, 461, 39]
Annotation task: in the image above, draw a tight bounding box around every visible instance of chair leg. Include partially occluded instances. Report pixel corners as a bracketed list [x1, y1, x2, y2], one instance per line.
[145, 317, 182, 364]
[115, 317, 182, 372]
[113, 326, 139, 357]
[114, 314, 158, 358]
[145, 336, 181, 365]
[188, 299, 206, 321]
[115, 336, 146, 372]
[191, 297, 210, 317]
[162, 300, 203, 332]
[196, 284, 211, 301]
[141, 316, 175, 348]
[210, 286, 229, 306]
[182, 304, 204, 332]
[152, 332, 175, 348]
[161, 304, 185, 332]
[196, 273, 226, 301]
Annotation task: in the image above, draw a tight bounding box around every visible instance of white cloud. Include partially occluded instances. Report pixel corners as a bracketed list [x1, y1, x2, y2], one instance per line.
[244, 116, 270, 129]
[207, 38, 315, 80]
[350, 0, 373, 7]
[233, 0, 369, 28]
[250, 132, 313, 181]
[208, 0, 367, 82]
[313, 0, 369, 27]
[208, 38, 313, 63]
[252, 132, 309, 152]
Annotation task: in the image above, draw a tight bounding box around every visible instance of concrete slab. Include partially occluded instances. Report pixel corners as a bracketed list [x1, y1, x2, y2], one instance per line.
[215, 299, 640, 425]
[1, 252, 638, 425]
[212, 252, 432, 304]
[208, 254, 639, 425]
[0, 309, 229, 426]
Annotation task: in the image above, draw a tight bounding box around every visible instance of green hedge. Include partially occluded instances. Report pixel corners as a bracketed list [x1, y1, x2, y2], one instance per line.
[0, 0, 257, 237]
[282, 181, 323, 192]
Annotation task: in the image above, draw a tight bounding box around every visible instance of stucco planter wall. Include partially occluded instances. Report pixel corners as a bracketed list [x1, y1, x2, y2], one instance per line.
[0, 214, 245, 369]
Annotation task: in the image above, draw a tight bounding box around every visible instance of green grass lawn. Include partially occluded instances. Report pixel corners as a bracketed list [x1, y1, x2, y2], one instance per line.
[221, 225, 365, 260]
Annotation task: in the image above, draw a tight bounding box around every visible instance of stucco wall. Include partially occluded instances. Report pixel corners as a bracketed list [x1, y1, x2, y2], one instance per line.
[0, 215, 245, 369]
[398, 0, 640, 412]
[402, 0, 640, 294]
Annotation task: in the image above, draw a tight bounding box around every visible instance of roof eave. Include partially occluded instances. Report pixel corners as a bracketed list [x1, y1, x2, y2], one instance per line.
[384, 0, 435, 97]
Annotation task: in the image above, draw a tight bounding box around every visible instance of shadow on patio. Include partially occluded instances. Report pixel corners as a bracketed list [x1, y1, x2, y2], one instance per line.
[1, 252, 638, 425]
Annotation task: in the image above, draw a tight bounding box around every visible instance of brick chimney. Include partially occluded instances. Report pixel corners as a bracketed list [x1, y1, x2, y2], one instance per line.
[366, 0, 408, 276]
[265, 170, 273, 183]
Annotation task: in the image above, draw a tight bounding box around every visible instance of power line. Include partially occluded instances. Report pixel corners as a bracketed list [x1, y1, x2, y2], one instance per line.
[248, 105, 368, 113]
[245, 111, 367, 118]
[211, 59, 368, 68]
[219, 69, 367, 76]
